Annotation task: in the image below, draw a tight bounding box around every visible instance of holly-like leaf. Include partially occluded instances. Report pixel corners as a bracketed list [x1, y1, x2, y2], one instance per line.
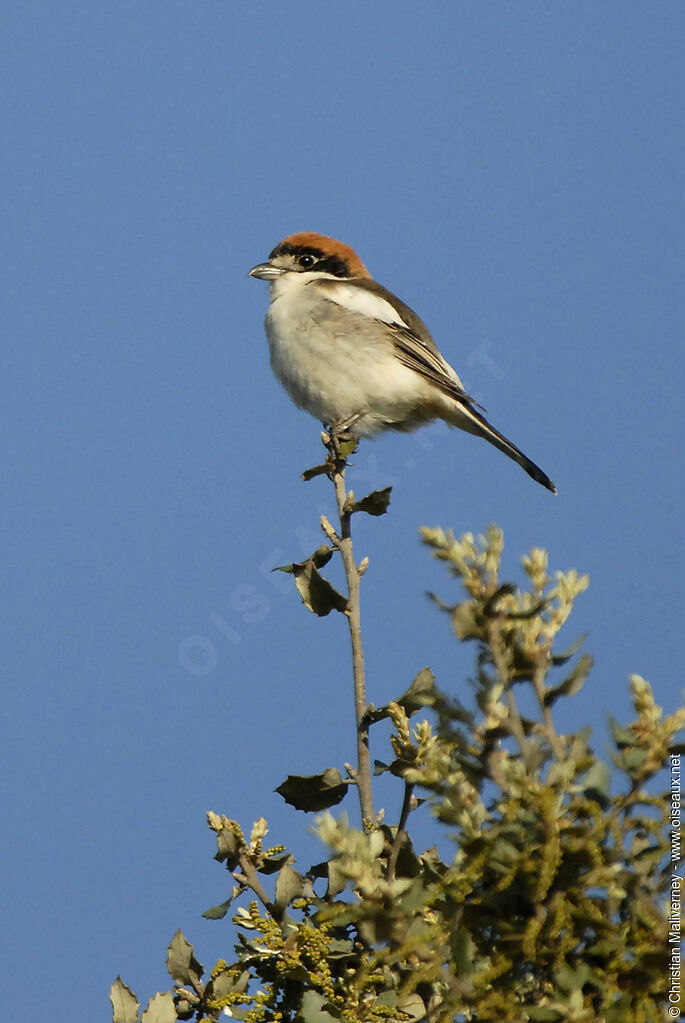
[274, 862, 304, 913]
[349, 486, 392, 517]
[366, 668, 438, 730]
[275, 768, 349, 812]
[110, 977, 139, 1023]
[166, 930, 204, 987]
[141, 992, 177, 1023]
[295, 563, 347, 616]
[276, 547, 346, 616]
[398, 666, 437, 715]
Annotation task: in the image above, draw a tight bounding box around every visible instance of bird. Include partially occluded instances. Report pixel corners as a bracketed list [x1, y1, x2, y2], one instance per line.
[249, 232, 556, 493]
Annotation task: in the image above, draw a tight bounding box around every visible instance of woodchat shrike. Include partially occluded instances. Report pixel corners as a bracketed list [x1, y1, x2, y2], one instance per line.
[249, 232, 556, 493]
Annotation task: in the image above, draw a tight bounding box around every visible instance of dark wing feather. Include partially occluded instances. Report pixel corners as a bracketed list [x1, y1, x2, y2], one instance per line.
[387, 321, 486, 411]
[347, 278, 486, 411]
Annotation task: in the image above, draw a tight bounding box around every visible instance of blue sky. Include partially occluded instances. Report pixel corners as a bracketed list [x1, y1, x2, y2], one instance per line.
[3, 2, 684, 1015]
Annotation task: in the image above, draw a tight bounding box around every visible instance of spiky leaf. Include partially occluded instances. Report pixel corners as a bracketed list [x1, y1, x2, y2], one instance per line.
[275, 768, 349, 812]
[350, 486, 392, 517]
[141, 992, 177, 1023]
[166, 930, 204, 986]
[110, 977, 139, 1023]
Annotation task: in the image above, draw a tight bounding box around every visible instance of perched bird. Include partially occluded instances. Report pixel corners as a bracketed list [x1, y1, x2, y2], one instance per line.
[249, 232, 556, 493]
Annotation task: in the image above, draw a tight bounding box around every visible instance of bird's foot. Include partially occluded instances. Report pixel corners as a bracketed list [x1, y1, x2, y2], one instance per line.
[328, 410, 366, 446]
[321, 411, 366, 467]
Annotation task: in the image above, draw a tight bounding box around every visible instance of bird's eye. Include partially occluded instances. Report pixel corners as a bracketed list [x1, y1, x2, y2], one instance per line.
[299, 253, 316, 269]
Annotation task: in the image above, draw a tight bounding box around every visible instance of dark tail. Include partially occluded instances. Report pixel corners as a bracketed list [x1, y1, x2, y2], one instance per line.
[450, 402, 557, 494]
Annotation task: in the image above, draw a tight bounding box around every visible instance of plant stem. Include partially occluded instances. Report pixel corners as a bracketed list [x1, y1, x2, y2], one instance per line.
[327, 440, 375, 829]
[532, 663, 565, 760]
[235, 851, 280, 921]
[387, 781, 415, 881]
[488, 622, 533, 769]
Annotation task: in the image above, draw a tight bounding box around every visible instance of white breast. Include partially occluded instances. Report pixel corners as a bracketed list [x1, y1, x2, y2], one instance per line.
[263, 273, 437, 436]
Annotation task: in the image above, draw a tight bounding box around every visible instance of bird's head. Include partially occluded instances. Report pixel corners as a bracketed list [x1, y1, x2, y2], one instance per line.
[249, 232, 371, 281]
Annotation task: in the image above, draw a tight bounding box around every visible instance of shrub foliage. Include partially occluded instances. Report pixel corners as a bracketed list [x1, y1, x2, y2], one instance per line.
[112, 452, 682, 1023]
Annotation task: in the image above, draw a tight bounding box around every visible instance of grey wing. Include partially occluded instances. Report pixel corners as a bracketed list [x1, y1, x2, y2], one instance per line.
[347, 276, 486, 411]
[387, 321, 486, 412]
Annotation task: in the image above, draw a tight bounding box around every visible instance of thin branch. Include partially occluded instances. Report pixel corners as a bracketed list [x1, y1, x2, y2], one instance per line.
[325, 433, 375, 829]
[532, 662, 565, 760]
[488, 622, 533, 769]
[234, 850, 280, 921]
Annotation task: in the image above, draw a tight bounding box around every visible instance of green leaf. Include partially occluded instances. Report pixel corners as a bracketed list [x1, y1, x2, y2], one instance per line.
[451, 600, 482, 640]
[141, 992, 177, 1023]
[210, 967, 250, 1000]
[300, 989, 340, 1022]
[214, 827, 242, 870]
[110, 977, 139, 1023]
[544, 654, 593, 706]
[274, 862, 304, 913]
[375, 989, 398, 1009]
[327, 937, 355, 958]
[398, 666, 437, 715]
[277, 544, 334, 573]
[523, 1009, 564, 1022]
[327, 858, 348, 898]
[275, 768, 349, 812]
[450, 926, 473, 978]
[173, 997, 194, 1021]
[608, 715, 635, 749]
[202, 899, 232, 920]
[554, 962, 594, 994]
[166, 930, 204, 986]
[396, 993, 426, 1021]
[258, 851, 293, 875]
[338, 436, 359, 457]
[605, 995, 632, 1022]
[581, 758, 612, 806]
[349, 486, 392, 516]
[295, 563, 347, 616]
[276, 552, 347, 616]
[551, 632, 588, 666]
[621, 746, 649, 771]
[202, 885, 240, 920]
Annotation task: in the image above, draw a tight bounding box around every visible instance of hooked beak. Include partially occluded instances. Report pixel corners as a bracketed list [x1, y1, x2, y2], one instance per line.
[248, 261, 286, 281]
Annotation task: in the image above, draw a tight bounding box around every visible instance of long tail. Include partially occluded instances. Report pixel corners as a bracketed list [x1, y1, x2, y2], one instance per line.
[449, 402, 557, 494]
